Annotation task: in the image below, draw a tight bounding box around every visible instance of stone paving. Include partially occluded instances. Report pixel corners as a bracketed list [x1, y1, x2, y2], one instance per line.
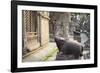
[22, 43, 58, 62]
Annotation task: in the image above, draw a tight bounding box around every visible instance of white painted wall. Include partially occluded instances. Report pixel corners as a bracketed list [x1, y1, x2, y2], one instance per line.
[0, 0, 99, 73]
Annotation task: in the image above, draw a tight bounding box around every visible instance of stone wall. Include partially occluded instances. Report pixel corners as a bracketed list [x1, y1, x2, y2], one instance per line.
[22, 11, 50, 55]
[39, 12, 50, 46]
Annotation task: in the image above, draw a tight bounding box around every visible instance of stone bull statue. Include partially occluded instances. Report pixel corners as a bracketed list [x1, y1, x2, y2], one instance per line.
[55, 36, 83, 60]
